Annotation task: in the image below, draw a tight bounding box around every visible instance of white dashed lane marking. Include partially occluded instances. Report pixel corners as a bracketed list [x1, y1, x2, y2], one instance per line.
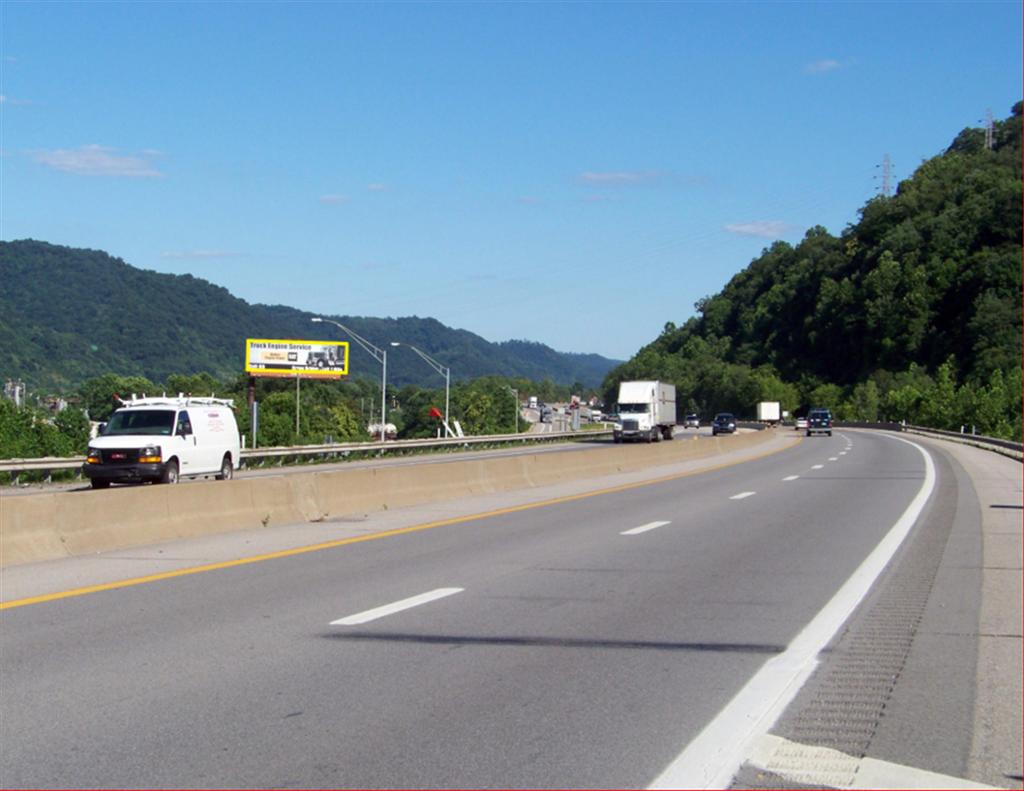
[730, 492, 757, 500]
[331, 588, 464, 626]
[621, 521, 671, 536]
[782, 475, 799, 482]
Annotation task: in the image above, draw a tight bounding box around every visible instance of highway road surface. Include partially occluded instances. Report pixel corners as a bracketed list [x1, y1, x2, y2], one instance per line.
[1, 430, 1020, 788]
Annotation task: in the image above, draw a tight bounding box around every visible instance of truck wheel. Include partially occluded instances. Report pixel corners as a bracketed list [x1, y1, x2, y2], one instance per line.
[90, 479, 110, 490]
[216, 454, 233, 481]
[160, 459, 179, 484]
[664, 427, 673, 440]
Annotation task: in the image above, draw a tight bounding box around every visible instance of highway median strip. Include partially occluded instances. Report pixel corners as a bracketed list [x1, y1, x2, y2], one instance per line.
[1, 432, 796, 611]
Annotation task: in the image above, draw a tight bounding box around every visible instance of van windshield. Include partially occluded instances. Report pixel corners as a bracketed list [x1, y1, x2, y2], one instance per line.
[103, 410, 176, 436]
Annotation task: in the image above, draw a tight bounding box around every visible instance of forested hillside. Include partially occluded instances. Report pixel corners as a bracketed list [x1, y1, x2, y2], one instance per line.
[0, 241, 618, 391]
[606, 104, 1022, 439]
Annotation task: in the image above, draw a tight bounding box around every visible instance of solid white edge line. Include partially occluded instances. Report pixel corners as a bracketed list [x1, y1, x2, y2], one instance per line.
[648, 435, 936, 790]
[331, 587, 464, 626]
[729, 491, 756, 500]
[749, 734, 999, 790]
[621, 520, 672, 536]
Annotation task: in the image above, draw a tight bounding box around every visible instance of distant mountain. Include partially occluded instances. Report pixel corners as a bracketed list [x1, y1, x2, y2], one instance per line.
[0, 240, 620, 392]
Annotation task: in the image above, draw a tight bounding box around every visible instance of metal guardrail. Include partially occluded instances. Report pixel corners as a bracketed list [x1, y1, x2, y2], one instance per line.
[899, 424, 1023, 460]
[0, 429, 616, 478]
[3, 422, 1019, 479]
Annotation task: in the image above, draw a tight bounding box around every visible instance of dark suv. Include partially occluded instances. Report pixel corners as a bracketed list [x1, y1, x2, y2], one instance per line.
[806, 408, 833, 436]
[712, 413, 737, 435]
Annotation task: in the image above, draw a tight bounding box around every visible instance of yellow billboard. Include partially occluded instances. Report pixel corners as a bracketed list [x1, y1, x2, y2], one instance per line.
[245, 338, 349, 378]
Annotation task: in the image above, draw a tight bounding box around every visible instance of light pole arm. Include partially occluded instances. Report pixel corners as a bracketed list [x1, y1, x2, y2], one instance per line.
[312, 317, 388, 441]
[314, 318, 385, 364]
[406, 345, 449, 380]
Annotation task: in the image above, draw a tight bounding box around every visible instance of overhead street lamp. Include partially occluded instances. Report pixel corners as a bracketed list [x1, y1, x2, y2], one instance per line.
[390, 342, 451, 437]
[311, 317, 388, 442]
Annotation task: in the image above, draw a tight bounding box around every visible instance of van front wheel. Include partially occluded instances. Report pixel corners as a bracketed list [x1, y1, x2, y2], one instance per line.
[160, 459, 179, 484]
[217, 454, 233, 481]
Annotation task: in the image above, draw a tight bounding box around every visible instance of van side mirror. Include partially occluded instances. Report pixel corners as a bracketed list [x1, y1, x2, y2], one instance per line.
[98, 422, 108, 435]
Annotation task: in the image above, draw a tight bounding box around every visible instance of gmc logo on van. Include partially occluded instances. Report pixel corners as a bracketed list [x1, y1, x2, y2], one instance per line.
[110, 453, 127, 460]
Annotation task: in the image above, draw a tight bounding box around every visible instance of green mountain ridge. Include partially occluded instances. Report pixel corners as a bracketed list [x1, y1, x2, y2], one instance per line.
[0, 240, 620, 392]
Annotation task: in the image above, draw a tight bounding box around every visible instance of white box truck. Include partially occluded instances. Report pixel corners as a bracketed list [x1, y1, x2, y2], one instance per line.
[756, 401, 781, 424]
[613, 381, 676, 443]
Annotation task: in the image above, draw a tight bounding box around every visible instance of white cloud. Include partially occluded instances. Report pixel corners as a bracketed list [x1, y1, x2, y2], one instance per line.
[723, 220, 796, 239]
[367, 183, 388, 192]
[805, 59, 842, 74]
[580, 170, 663, 185]
[319, 194, 351, 204]
[32, 144, 163, 177]
[160, 250, 240, 260]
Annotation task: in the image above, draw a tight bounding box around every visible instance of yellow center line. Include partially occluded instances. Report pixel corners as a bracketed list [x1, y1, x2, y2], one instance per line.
[1, 437, 799, 611]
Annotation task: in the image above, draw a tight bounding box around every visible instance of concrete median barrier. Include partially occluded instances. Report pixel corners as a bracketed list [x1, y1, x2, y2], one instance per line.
[1, 429, 776, 567]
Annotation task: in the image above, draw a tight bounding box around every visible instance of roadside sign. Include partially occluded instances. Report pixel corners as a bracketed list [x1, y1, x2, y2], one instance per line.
[245, 338, 349, 378]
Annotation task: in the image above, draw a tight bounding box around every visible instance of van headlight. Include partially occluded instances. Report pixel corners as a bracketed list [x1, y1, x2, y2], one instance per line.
[86, 447, 102, 464]
[139, 446, 162, 464]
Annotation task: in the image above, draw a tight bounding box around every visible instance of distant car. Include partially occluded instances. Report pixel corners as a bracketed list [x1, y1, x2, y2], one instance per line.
[684, 413, 700, 429]
[711, 413, 737, 435]
[807, 408, 833, 436]
[795, 416, 809, 430]
[590, 410, 603, 422]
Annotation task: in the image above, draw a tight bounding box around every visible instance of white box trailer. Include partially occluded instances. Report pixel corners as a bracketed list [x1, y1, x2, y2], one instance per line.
[613, 381, 677, 443]
[756, 401, 781, 423]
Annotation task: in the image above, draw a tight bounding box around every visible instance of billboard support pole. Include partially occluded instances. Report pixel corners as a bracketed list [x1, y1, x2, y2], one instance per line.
[295, 376, 300, 436]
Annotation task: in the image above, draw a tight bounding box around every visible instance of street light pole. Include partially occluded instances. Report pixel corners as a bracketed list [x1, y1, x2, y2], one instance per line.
[312, 317, 388, 442]
[510, 387, 519, 433]
[390, 342, 451, 437]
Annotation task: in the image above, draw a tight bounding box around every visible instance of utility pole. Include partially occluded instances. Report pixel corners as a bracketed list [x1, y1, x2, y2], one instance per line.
[984, 108, 995, 150]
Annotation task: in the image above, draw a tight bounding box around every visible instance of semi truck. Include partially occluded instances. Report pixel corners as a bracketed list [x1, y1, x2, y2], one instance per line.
[756, 401, 781, 424]
[613, 381, 677, 443]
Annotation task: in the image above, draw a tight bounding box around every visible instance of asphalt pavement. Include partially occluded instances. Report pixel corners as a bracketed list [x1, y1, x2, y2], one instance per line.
[1, 429, 1019, 789]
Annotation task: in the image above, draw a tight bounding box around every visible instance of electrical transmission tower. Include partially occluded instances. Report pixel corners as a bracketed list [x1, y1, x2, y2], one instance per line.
[984, 108, 995, 150]
[875, 153, 893, 197]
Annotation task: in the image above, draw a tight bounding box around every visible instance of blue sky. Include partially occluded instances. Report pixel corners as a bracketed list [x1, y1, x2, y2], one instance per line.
[2, 1, 1020, 361]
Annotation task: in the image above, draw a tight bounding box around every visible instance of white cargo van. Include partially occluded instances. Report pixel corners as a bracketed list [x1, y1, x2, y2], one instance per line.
[83, 396, 240, 489]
